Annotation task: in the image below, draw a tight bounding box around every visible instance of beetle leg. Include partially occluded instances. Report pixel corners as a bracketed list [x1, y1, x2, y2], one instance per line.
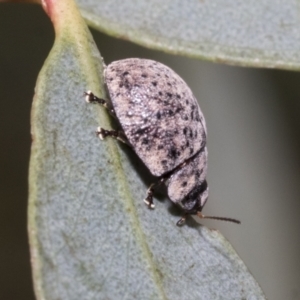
[85, 91, 116, 117]
[176, 214, 188, 226]
[144, 177, 167, 209]
[96, 127, 130, 146]
[144, 183, 156, 209]
[85, 91, 131, 146]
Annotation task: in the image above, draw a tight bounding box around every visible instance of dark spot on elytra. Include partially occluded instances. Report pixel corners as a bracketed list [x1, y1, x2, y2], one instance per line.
[186, 141, 190, 147]
[189, 129, 193, 139]
[152, 129, 161, 139]
[168, 147, 178, 159]
[168, 109, 174, 115]
[135, 127, 149, 135]
[116, 93, 120, 97]
[195, 170, 202, 178]
[165, 131, 174, 138]
[184, 115, 189, 121]
[123, 71, 129, 76]
[157, 144, 164, 150]
[189, 148, 194, 155]
[152, 81, 157, 86]
[194, 130, 198, 138]
[181, 181, 187, 187]
[158, 91, 163, 96]
[166, 92, 172, 98]
[119, 83, 123, 88]
[142, 138, 149, 145]
[186, 100, 189, 105]
[183, 127, 188, 135]
[176, 94, 181, 99]
[134, 84, 140, 88]
[109, 77, 113, 81]
[191, 110, 194, 120]
[156, 111, 161, 119]
[167, 82, 172, 87]
[161, 160, 168, 165]
[142, 73, 148, 78]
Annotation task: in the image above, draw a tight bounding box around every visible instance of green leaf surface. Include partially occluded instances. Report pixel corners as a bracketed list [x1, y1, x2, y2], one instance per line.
[77, 0, 300, 70]
[28, 0, 266, 299]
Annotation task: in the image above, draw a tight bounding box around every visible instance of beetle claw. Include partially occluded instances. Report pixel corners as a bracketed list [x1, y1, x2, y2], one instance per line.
[176, 215, 187, 226]
[143, 198, 155, 209]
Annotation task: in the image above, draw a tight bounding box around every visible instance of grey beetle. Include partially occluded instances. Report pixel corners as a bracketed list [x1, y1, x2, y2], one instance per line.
[86, 58, 240, 226]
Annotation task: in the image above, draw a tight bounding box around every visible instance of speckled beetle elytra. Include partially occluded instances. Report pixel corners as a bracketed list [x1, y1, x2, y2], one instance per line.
[86, 58, 240, 226]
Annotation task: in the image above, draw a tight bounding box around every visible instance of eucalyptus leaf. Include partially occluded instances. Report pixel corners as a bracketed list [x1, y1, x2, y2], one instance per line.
[28, 0, 266, 299]
[77, 0, 300, 70]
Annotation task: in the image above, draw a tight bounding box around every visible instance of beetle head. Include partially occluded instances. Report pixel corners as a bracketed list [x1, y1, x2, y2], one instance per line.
[178, 180, 241, 226]
[181, 180, 208, 212]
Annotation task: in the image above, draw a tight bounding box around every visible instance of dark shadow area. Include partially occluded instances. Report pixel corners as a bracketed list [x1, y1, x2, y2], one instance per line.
[0, 4, 53, 300]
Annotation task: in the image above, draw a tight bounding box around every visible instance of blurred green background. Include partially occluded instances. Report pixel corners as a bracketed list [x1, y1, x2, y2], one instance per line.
[1, 4, 300, 300]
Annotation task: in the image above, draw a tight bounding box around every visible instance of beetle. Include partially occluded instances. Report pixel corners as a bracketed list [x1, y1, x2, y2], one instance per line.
[85, 58, 240, 226]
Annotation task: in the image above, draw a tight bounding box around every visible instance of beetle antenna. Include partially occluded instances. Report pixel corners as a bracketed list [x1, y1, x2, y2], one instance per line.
[197, 212, 241, 224]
